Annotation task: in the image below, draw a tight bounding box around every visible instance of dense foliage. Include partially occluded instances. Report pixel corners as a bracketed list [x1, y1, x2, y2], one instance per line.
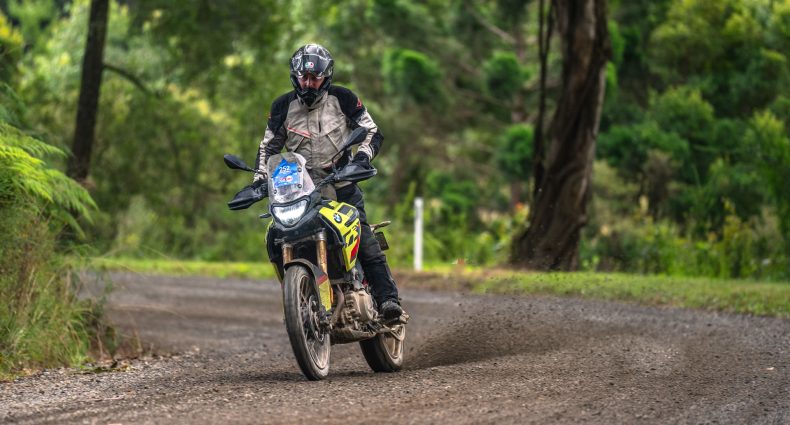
[591, 0, 790, 278]
[1, 0, 789, 279]
[0, 81, 99, 376]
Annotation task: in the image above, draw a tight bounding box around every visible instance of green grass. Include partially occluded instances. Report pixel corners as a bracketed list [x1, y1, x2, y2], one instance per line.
[91, 257, 277, 280]
[0, 269, 95, 381]
[464, 270, 790, 318]
[92, 258, 790, 318]
[0, 236, 103, 381]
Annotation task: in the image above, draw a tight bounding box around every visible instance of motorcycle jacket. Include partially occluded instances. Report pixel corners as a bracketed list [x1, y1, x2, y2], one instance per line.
[253, 86, 382, 186]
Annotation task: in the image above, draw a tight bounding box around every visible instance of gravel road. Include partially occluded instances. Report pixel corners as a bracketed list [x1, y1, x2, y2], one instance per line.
[1, 272, 788, 424]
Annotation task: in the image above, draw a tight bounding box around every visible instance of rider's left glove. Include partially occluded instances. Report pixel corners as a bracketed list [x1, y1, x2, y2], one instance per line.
[351, 152, 372, 169]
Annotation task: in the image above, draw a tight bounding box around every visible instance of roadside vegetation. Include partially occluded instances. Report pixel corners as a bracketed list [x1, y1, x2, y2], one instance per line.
[94, 259, 790, 318]
[469, 271, 790, 318]
[0, 90, 101, 379]
[1, 14, 110, 379]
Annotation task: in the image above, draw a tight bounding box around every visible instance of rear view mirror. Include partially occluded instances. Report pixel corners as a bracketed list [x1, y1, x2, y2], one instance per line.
[341, 127, 369, 151]
[331, 128, 369, 164]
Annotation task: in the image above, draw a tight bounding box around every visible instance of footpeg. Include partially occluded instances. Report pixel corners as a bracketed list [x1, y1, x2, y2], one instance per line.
[383, 312, 409, 326]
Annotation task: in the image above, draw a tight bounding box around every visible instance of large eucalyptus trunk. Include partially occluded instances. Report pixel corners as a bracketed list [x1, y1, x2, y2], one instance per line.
[511, 0, 610, 270]
[67, 0, 109, 182]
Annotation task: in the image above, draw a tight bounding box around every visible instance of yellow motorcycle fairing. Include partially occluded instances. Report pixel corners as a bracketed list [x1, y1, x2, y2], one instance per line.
[318, 200, 361, 271]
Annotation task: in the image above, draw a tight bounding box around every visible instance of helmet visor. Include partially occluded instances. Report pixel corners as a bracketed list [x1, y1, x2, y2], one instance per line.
[292, 53, 332, 78]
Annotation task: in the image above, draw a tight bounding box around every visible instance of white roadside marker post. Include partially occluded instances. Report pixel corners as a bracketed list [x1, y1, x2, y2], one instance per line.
[414, 197, 423, 271]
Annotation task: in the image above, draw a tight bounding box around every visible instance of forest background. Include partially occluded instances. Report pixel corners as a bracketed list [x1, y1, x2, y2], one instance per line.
[2, 0, 790, 373]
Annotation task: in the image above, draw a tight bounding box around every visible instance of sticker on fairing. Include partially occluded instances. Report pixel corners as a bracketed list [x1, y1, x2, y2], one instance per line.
[272, 159, 301, 188]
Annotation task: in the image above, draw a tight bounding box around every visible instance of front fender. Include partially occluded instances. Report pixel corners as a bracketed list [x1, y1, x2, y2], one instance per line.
[284, 259, 332, 311]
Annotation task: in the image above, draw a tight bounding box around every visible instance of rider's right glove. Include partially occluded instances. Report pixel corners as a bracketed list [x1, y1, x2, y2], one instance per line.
[228, 180, 268, 210]
[251, 178, 267, 190]
[250, 178, 268, 200]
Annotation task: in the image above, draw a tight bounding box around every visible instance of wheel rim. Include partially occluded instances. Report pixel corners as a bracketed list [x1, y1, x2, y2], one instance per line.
[383, 324, 405, 362]
[297, 274, 330, 369]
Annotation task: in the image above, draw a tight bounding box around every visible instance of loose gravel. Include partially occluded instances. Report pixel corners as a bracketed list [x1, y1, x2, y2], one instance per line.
[1, 272, 787, 424]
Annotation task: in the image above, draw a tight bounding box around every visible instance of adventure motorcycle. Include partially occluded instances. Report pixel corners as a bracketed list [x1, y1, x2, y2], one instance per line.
[223, 127, 407, 380]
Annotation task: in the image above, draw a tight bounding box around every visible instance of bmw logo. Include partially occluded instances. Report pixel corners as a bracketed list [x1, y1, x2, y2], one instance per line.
[333, 213, 342, 223]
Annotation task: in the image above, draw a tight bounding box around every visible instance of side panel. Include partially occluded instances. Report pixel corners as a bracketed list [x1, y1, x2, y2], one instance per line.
[318, 201, 361, 271]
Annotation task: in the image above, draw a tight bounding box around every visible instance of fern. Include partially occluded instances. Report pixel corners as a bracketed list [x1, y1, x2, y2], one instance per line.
[0, 122, 96, 227]
[0, 122, 65, 158]
[0, 83, 26, 129]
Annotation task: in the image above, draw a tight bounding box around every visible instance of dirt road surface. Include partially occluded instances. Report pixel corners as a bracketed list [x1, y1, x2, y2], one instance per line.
[1, 273, 788, 424]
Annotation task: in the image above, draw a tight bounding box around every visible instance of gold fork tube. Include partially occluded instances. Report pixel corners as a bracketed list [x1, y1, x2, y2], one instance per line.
[316, 232, 328, 275]
[316, 231, 332, 304]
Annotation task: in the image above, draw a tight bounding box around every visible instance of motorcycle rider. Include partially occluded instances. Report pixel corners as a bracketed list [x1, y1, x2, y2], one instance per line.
[252, 43, 403, 320]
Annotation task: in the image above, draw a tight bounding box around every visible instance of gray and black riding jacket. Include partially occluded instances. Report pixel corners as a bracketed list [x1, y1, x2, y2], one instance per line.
[253, 85, 382, 186]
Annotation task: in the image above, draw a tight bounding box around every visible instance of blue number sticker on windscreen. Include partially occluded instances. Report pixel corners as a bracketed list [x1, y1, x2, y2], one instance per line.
[272, 159, 301, 188]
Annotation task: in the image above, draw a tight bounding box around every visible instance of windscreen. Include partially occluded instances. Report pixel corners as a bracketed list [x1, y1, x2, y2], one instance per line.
[266, 152, 315, 204]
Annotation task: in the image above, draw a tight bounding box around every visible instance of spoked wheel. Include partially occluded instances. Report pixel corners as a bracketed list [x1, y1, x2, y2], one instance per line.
[360, 323, 405, 372]
[283, 266, 331, 380]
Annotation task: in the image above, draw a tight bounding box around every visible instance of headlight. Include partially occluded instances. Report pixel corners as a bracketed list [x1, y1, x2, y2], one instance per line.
[272, 199, 308, 227]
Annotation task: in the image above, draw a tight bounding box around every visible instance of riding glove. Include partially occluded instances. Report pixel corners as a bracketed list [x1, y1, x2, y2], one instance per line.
[351, 152, 372, 169]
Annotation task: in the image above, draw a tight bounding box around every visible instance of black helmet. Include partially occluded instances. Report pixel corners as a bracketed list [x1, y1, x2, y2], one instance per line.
[289, 44, 334, 107]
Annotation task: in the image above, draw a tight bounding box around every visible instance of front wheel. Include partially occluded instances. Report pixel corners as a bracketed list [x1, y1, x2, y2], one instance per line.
[360, 324, 405, 372]
[283, 265, 330, 380]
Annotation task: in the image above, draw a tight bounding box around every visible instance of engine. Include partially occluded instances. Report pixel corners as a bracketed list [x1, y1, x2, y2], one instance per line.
[343, 288, 378, 324]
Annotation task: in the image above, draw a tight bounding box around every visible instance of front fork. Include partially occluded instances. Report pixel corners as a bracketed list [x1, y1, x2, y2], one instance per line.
[315, 231, 334, 306]
[281, 230, 333, 307]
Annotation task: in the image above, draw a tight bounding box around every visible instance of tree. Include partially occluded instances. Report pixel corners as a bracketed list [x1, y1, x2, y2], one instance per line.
[496, 123, 534, 208]
[747, 111, 790, 273]
[67, 0, 108, 182]
[511, 0, 611, 270]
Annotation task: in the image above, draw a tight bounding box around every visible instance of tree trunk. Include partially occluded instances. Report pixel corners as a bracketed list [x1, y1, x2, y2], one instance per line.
[510, 0, 610, 270]
[532, 0, 553, 196]
[67, 0, 109, 182]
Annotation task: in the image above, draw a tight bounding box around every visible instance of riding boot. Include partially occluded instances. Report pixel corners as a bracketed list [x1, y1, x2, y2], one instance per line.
[358, 223, 400, 304]
[335, 183, 400, 305]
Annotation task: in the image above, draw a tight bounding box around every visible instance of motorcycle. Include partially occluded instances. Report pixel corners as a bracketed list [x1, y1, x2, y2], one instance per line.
[223, 127, 407, 380]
